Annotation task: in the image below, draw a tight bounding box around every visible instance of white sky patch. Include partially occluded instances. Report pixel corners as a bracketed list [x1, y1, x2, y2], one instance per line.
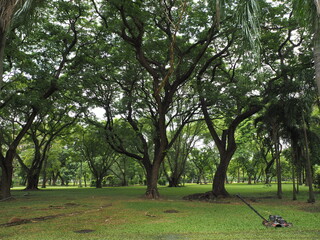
[91, 107, 106, 119]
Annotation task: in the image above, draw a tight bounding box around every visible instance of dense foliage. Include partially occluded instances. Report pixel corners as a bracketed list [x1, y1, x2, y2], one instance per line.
[0, 0, 319, 201]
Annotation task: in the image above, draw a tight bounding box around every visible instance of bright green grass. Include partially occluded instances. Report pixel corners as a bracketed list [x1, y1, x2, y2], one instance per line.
[0, 184, 319, 240]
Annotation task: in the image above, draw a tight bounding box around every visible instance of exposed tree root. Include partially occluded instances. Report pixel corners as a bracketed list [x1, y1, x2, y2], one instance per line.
[0, 196, 14, 202]
[0, 203, 113, 227]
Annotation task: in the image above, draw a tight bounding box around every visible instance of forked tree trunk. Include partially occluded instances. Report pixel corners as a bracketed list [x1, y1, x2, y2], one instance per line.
[25, 153, 45, 190]
[25, 171, 40, 190]
[264, 158, 275, 184]
[168, 176, 180, 187]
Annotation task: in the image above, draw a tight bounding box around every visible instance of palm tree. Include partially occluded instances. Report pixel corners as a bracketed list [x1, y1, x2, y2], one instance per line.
[0, 0, 42, 90]
[293, 0, 320, 94]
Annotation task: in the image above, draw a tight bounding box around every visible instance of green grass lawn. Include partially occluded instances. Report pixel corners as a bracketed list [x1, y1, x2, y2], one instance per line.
[0, 184, 319, 240]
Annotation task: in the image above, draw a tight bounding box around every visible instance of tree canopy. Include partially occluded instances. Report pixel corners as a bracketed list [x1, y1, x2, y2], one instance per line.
[0, 0, 318, 201]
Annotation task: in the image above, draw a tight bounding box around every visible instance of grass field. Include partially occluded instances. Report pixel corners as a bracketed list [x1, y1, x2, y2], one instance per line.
[0, 184, 319, 240]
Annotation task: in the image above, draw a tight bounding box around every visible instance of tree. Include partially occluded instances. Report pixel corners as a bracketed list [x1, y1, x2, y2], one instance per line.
[78, 0, 224, 198]
[163, 121, 203, 187]
[0, 0, 82, 199]
[293, 0, 320, 94]
[234, 121, 265, 184]
[110, 155, 139, 186]
[0, 0, 44, 89]
[16, 104, 78, 190]
[254, 1, 316, 200]
[189, 147, 218, 185]
[40, 140, 67, 188]
[255, 104, 284, 198]
[80, 125, 116, 188]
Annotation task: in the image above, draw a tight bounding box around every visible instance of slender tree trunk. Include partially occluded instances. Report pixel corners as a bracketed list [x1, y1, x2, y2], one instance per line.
[314, 17, 320, 95]
[292, 165, 297, 201]
[272, 126, 282, 199]
[0, 28, 6, 89]
[41, 156, 48, 188]
[52, 173, 59, 186]
[58, 173, 65, 186]
[84, 173, 87, 187]
[302, 116, 315, 203]
[275, 156, 282, 199]
[291, 139, 298, 200]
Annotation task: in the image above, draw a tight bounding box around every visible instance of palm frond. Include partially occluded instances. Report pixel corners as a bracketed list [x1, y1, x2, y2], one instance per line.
[235, 0, 261, 58]
[0, 0, 45, 33]
[0, 0, 24, 31]
[292, 0, 318, 29]
[314, 0, 320, 15]
[12, 0, 45, 29]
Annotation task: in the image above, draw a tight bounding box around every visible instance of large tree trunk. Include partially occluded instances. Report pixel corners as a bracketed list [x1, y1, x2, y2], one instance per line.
[25, 170, 40, 190]
[168, 176, 180, 187]
[212, 153, 233, 197]
[96, 177, 103, 188]
[24, 152, 44, 190]
[145, 163, 160, 199]
[0, 156, 13, 199]
[199, 88, 262, 198]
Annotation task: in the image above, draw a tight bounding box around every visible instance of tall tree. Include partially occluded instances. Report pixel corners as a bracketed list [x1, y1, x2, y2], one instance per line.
[163, 121, 203, 187]
[16, 104, 79, 190]
[79, 0, 226, 198]
[293, 0, 320, 94]
[0, 0, 44, 90]
[79, 125, 116, 188]
[0, 0, 82, 199]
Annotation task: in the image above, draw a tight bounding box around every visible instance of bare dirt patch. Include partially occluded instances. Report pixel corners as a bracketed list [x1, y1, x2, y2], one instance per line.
[299, 204, 320, 213]
[74, 229, 95, 233]
[164, 209, 179, 213]
[182, 192, 231, 203]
